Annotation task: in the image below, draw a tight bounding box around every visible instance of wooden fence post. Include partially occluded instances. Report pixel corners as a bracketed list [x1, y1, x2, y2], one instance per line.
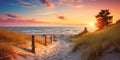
[53, 34, 56, 41]
[44, 35, 47, 46]
[32, 35, 35, 53]
[50, 35, 53, 44]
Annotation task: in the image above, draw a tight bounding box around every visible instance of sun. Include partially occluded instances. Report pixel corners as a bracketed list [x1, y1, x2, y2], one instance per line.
[89, 22, 96, 27]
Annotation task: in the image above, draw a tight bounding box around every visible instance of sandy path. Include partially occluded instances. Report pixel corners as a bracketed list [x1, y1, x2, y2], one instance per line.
[34, 36, 81, 60]
[12, 35, 81, 60]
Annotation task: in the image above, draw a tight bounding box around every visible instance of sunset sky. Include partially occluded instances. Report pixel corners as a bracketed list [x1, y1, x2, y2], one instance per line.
[0, 0, 120, 26]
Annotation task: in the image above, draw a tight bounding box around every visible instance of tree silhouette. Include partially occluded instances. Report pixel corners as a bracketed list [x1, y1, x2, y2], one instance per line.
[95, 9, 113, 30]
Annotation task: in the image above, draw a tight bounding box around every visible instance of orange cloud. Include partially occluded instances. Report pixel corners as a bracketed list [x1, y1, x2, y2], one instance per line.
[57, 16, 66, 20]
[47, 3, 55, 8]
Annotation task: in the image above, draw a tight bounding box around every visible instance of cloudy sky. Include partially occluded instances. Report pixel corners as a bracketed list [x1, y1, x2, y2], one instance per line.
[0, 0, 120, 26]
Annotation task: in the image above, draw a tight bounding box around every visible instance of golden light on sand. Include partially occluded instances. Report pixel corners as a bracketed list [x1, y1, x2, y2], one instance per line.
[89, 22, 96, 27]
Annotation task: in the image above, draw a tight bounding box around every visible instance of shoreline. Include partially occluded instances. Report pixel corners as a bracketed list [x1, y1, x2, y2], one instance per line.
[31, 34, 76, 37]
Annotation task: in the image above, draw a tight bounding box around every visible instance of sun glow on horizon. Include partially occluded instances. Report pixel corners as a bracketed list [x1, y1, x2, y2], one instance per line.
[89, 22, 96, 28]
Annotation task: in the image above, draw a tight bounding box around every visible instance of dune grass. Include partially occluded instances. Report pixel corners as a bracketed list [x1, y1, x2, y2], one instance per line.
[0, 29, 50, 45]
[0, 29, 50, 60]
[72, 22, 120, 60]
[0, 29, 30, 45]
[0, 45, 15, 60]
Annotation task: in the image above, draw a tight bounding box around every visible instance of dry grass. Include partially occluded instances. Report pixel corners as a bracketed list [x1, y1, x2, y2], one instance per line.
[0, 29, 30, 45]
[0, 45, 15, 60]
[0, 29, 50, 60]
[34, 36, 51, 46]
[72, 22, 120, 60]
[0, 29, 48, 45]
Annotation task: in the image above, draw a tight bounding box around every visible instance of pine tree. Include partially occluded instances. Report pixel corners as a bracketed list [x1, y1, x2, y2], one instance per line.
[95, 9, 113, 29]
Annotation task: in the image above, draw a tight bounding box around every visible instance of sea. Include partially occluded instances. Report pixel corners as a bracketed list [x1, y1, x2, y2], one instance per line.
[0, 26, 96, 34]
